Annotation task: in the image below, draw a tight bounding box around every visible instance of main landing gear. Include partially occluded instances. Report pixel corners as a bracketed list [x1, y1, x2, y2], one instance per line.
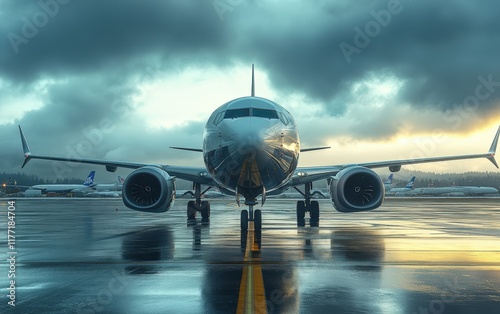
[240, 200, 262, 231]
[294, 182, 320, 227]
[187, 183, 211, 224]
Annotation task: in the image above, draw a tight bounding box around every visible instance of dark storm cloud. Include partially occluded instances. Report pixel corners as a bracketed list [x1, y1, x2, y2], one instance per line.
[221, 0, 500, 138]
[237, 1, 500, 113]
[3, 0, 500, 111]
[1, 0, 229, 82]
[1, 0, 500, 178]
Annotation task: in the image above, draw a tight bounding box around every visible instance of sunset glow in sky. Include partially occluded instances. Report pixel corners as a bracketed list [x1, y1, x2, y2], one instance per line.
[1, 0, 499, 180]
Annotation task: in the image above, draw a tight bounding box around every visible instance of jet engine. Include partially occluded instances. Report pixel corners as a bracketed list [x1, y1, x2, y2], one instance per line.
[122, 166, 176, 213]
[329, 166, 384, 212]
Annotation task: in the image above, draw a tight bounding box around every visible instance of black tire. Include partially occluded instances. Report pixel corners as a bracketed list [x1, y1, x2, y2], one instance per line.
[241, 210, 249, 231]
[310, 201, 319, 227]
[254, 209, 262, 230]
[297, 201, 306, 227]
[200, 201, 210, 219]
[187, 201, 197, 220]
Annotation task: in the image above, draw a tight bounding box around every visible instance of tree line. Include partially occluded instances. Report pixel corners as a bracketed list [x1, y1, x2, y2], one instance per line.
[388, 170, 500, 189]
[1, 172, 84, 186]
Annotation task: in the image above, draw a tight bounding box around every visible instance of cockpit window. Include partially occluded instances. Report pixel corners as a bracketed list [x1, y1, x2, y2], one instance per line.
[223, 108, 278, 120]
[213, 111, 225, 125]
[279, 112, 289, 125]
[253, 108, 279, 119]
[224, 108, 251, 119]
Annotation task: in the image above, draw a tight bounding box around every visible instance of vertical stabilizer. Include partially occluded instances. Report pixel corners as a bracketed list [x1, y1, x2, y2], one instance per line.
[405, 176, 416, 189]
[251, 64, 255, 97]
[84, 171, 96, 186]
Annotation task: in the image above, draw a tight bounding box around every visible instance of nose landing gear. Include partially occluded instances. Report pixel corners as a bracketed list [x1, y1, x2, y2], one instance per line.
[186, 183, 211, 225]
[295, 182, 320, 227]
[240, 200, 262, 231]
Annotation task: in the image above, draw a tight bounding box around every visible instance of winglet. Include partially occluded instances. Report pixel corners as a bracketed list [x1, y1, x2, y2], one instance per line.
[487, 125, 500, 168]
[251, 64, 255, 97]
[19, 125, 32, 168]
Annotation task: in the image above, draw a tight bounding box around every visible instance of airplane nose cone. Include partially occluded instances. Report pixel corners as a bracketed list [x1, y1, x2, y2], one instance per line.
[204, 115, 299, 201]
[224, 118, 278, 161]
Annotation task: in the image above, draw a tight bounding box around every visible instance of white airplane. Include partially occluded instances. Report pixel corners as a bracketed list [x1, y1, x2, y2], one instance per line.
[86, 191, 121, 198]
[24, 171, 96, 196]
[18, 65, 500, 230]
[410, 185, 498, 196]
[82, 175, 124, 197]
[383, 174, 394, 189]
[386, 176, 416, 195]
[91, 175, 124, 192]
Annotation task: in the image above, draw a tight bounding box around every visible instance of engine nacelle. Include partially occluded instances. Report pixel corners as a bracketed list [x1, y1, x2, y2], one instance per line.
[122, 166, 176, 213]
[329, 166, 384, 212]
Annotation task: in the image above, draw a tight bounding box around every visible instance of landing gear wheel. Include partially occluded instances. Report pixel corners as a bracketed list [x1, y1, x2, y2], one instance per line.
[254, 209, 262, 230]
[309, 201, 319, 227]
[187, 200, 197, 222]
[241, 210, 249, 231]
[296, 201, 306, 227]
[200, 201, 210, 224]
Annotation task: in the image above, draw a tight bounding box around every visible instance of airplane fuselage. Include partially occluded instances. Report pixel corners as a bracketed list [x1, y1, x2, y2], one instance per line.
[28, 184, 92, 193]
[203, 96, 300, 203]
[411, 186, 498, 196]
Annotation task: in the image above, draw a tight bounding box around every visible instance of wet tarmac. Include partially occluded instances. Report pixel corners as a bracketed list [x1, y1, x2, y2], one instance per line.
[1, 198, 499, 313]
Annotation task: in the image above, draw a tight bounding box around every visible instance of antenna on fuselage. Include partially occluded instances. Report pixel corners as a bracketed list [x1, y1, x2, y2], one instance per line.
[251, 64, 255, 97]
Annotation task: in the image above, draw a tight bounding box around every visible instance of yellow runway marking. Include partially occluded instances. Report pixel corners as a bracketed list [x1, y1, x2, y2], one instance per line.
[236, 221, 267, 314]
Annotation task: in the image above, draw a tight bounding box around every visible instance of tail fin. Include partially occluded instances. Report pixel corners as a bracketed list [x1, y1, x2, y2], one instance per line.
[251, 64, 255, 97]
[83, 171, 96, 186]
[384, 174, 393, 185]
[405, 176, 416, 189]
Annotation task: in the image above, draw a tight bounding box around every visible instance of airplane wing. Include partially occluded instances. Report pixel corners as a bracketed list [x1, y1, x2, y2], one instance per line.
[19, 126, 213, 185]
[285, 126, 500, 188]
[19, 125, 499, 189]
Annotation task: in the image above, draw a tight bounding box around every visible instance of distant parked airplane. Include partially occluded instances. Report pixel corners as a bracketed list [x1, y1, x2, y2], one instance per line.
[23, 171, 95, 196]
[410, 184, 498, 196]
[383, 174, 394, 189]
[91, 175, 124, 192]
[386, 176, 416, 195]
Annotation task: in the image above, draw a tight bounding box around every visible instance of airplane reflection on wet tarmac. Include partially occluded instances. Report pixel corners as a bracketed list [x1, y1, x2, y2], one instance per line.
[1, 198, 499, 313]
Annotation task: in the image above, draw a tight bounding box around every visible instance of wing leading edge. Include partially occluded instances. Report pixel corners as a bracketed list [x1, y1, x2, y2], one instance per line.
[289, 126, 500, 187]
[18, 126, 212, 185]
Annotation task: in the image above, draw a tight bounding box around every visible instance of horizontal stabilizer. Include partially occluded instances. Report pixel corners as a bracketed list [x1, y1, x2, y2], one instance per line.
[170, 146, 203, 153]
[301, 146, 331, 152]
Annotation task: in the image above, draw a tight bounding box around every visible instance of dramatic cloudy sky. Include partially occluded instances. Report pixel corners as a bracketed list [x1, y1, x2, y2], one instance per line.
[1, 0, 500, 182]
